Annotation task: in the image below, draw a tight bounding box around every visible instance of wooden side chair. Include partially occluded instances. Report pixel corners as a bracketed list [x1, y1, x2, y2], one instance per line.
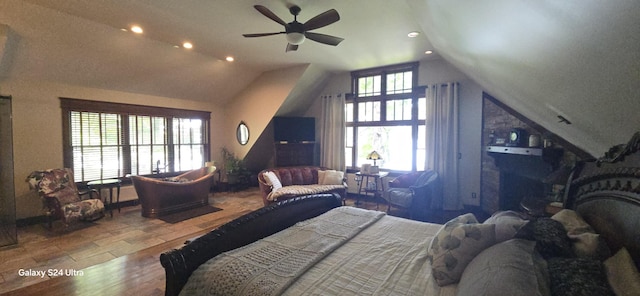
[26, 168, 105, 229]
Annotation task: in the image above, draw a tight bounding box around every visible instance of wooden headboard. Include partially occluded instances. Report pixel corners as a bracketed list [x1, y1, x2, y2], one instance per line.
[565, 132, 640, 268]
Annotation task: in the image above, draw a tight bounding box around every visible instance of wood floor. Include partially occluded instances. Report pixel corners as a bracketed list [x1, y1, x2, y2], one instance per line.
[0, 188, 394, 296]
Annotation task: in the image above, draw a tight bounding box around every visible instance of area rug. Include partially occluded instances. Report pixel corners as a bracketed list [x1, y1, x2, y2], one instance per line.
[159, 206, 222, 224]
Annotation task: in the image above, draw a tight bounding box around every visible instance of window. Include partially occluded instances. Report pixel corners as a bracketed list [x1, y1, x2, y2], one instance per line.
[346, 62, 425, 172]
[61, 98, 210, 182]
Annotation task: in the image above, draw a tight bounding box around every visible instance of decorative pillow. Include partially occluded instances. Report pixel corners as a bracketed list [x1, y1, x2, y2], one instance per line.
[427, 213, 496, 286]
[483, 210, 529, 243]
[551, 209, 611, 259]
[604, 248, 640, 296]
[457, 239, 551, 296]
[263, 171, 282, 191]
[318, 170, 344, 185]
[551, 209, 593, 234]
[514, 218, 574, 259]
[547, 257, 615, 296]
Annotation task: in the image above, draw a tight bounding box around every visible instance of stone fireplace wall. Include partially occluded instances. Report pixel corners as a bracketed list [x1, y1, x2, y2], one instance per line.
[481, 94, 579, 214]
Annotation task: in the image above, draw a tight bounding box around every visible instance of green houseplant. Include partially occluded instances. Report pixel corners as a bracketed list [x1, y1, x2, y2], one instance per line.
[221, 147, 244, 184]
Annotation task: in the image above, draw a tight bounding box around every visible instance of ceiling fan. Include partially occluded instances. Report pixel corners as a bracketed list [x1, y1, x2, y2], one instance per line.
[243, 5, 344, 52]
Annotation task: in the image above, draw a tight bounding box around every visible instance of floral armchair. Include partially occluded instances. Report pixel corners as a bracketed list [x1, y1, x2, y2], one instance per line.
[26, 168, 105, 228]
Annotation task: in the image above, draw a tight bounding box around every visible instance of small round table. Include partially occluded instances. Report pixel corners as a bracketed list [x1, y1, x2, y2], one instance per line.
[87, 179, 122, 217]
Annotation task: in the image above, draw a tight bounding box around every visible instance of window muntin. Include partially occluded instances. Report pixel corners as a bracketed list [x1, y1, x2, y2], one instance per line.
[357, 101, 381, 122]
[62, 98, 210, 182]
[386, 71, 413, 95]
[347, 62, 422, 172]
[386, 98, 412, 121]
[357, 75, 381, 97]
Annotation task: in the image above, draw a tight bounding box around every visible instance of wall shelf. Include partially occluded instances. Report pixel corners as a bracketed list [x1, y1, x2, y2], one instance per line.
[486, 146, 543, 156]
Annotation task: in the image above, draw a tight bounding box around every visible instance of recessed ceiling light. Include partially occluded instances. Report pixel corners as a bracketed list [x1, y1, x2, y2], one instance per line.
[130, 25, 143, 34]
[425, 50, 433, 55]
[407, 31, 420, 38]
[225, 56, 235, 62]
[183, 42, 193, 49]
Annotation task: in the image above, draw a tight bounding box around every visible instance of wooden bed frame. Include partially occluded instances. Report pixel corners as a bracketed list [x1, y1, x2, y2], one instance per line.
[160, 132, 640, 296]
[564, 131, 640, 268]
[160, 193, 342, 296]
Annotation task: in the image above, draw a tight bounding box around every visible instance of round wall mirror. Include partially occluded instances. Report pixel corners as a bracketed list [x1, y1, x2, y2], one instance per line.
[236, 121, 249, 145]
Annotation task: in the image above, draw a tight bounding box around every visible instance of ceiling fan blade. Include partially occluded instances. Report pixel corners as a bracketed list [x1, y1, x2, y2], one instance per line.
[305, 32, 344, 46]
[253, 5, 288, 26]
[243, 32, 285, 38]
[303, 9, 340, 31]
[286, 44, 299, 52]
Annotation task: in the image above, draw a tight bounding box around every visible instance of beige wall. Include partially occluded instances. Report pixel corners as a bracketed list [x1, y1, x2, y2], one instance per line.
[1, 79, 225, 219]
[224, 65, 309, 161]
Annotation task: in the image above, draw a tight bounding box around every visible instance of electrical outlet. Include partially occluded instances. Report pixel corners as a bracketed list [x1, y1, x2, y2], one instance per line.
[471, 192, 477, 199]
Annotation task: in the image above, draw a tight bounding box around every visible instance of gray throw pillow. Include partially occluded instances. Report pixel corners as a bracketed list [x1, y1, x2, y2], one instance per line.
[457, 239, 551, 296]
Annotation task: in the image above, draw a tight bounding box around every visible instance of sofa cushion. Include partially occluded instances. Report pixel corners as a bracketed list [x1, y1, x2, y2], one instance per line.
[267, 185, 347, 202]
[318, 170, 344, 185]
[275, 167, 315, 186]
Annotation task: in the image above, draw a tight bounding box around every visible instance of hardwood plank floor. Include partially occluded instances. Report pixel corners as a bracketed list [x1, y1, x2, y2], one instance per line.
[0, 188, 438, 296]
[0, 188, 264, 295]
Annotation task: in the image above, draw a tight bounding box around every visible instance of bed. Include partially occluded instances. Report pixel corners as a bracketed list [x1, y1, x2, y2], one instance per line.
[161, 133, 640, 296]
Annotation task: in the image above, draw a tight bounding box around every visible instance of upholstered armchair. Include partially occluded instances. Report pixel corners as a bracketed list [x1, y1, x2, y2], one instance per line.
[382, 170, 439, 221]
[26, 168, 105, 228]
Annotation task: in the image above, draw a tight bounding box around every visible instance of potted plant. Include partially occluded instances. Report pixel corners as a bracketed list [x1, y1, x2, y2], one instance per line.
[221, 147, 243, 184]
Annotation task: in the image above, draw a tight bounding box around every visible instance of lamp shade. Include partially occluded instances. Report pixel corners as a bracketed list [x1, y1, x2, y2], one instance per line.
[367, 151, 382, 160]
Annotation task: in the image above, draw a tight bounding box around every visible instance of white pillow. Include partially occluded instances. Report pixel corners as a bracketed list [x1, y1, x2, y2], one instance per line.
[263, 171, 282, 191]
[317, 170, 326, 185]
[319, 170, 344, 185]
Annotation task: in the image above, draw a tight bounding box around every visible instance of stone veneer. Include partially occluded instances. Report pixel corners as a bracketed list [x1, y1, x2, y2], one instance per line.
[481, 94, 578, 214]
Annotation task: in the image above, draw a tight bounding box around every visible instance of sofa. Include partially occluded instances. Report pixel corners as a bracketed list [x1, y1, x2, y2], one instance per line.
[257, 166, 347, 205]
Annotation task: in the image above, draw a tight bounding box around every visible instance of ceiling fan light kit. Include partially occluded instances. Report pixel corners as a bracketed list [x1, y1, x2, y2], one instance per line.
[243, 5, 343, 52]
[286, 32, 305, 45]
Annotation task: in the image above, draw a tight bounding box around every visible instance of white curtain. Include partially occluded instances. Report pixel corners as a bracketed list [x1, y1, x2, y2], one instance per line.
[320, 94, 346, 171]
[425, 82, 463, 210]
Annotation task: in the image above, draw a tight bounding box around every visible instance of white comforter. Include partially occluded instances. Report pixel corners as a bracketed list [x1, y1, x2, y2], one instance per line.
[181, 207, 457, 296]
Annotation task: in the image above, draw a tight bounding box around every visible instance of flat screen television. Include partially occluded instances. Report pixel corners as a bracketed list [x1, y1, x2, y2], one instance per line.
[273, 116, 315, 143]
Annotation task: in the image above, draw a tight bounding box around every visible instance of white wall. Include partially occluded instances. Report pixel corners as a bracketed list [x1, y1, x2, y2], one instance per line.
[1, 79, 225, 219]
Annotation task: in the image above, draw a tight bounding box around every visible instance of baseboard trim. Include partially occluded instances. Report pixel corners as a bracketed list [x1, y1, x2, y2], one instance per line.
[17, 200, 140, 227]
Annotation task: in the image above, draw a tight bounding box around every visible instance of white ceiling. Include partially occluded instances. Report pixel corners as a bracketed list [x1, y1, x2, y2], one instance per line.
[1, 0, 639, 156]
[1, 0, 436, 104]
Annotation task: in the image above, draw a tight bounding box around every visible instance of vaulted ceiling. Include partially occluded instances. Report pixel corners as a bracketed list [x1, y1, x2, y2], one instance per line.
[1, 0, 638, 156]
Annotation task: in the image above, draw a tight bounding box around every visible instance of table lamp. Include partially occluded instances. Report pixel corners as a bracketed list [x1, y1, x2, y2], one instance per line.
[367, 151, 382, 173]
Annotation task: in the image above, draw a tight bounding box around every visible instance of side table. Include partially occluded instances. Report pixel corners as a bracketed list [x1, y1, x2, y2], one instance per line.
[87, 179, 121, 217]
[355, 172, 389, 208]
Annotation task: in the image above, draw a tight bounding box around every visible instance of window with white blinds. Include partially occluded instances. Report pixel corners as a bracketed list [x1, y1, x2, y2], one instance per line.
[61, 98, 210, 182]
